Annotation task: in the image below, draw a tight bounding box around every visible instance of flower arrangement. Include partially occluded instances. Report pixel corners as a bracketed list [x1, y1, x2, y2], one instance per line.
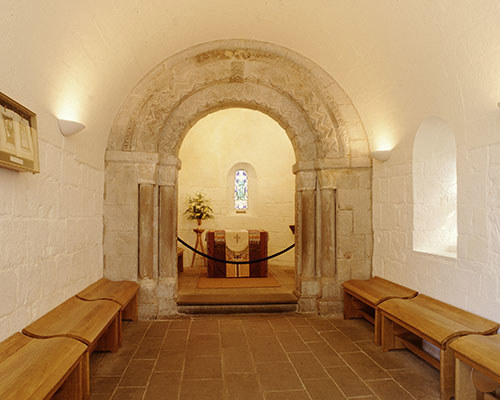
[184, 192, 214, 226]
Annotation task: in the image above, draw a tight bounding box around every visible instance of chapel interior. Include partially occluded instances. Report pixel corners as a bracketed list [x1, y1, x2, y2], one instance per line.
[1, 1, 500, 399]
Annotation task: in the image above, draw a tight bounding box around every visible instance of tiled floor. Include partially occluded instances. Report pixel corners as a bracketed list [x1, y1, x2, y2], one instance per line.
[89, 315, 440, 400]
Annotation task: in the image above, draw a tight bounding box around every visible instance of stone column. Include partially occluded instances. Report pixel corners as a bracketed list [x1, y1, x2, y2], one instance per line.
[157, 155, 181, 316]
[139, 184, 155, 279]
[293, 164, 318, 312]
[317, 168, 341, 314]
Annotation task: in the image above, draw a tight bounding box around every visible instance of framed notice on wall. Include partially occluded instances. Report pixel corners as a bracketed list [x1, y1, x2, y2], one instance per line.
[0, 92, 39, 173]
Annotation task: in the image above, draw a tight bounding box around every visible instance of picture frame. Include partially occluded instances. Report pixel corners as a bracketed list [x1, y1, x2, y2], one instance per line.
[0, 92, 39, 173]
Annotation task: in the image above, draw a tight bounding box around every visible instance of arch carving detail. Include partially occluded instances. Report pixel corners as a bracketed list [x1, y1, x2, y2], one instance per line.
[105, 40, 372, 316]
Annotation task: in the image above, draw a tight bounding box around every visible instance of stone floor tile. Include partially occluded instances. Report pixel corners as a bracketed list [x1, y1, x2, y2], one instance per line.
[325, 366, 373, 397]
[179, 379, 223, 400]
[248, 335, 288, 363]
[307, 341, 345, 368]
[275, 330, 309, 352]
[155, 350, 185, 371]
[186, 333, 221, 357]
[256, 361, 302, 391]
[111, 387, 145, 400]
[93, 353, 133, 376]
[144, 371, 181, 399]
[183, 356, 222, 379]
[221, 329, 248, 348]
[288, 352, 329, 379]
[161, 329, 188, 351]
[302, 378, 346, 400]
[220, 319, 244, 333]
[306, 317, 337, 332]
[89, 376, 120, 394]
[133, 336, 163, 360]
[191, 319, 219, 335]
[267, 316, 294, 331]
[340, 352, 389, 380]
[320, 331, 359, 353]
[264, 390, 310, 399]
[243, 318, 274, 336]
[287, 316, 310, 326]
[90, 394, 111, 400]
[119, 359, 155, 387]
[222, 345, 255, 373]
[145, 321, 170, 338]
[294, 325, 322, 342]
[335, 321, 374, 342]
[225, 373, 264, 400]
[168, 319, 191, 330]
[355, 340, 414, 370]
[390, 369, 440, 400]
[364, 379, 414, 400]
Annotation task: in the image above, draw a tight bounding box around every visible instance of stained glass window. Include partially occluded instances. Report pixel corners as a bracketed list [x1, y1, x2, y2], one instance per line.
[234, 169, 248, 210]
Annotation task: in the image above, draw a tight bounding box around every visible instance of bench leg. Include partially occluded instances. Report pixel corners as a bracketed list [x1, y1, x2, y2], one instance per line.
[96, 315, 119, 353]
[455, 358, 477, 400]
[122, 293, 138, 321]
[374, 309, 382, 346]
[53, 354, 84, 400]
[343, 291, 365, 320]
[381, 315, 405, 352]
[440, 347, 455, 400]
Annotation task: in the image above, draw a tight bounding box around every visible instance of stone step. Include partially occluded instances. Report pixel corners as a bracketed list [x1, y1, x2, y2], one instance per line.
[178, 303, 298, 314]
[176, 292, 298, 314]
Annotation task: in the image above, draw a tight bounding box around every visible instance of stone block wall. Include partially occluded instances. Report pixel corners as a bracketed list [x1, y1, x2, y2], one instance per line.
[373, 130, 500, 323]
[0, 138, 104, 342]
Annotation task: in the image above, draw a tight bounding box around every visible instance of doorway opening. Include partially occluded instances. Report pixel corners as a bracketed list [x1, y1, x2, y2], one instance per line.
[176, 108, 297, 310]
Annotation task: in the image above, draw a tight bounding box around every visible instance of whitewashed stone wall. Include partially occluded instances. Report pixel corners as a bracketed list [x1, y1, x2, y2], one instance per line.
[373, 128, 500, 323]
[0, 134, 103, 342]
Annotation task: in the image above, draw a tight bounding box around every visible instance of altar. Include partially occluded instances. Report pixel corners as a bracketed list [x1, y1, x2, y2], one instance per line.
[206, 230, 269, 278]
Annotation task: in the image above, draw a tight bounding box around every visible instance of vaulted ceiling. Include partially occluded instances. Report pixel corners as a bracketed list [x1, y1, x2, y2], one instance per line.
[1, 0, 499, 167]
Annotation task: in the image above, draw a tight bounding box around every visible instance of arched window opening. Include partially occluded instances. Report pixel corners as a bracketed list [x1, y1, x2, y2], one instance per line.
[234, 169, 248, 211]
[413, 116, 457, 257]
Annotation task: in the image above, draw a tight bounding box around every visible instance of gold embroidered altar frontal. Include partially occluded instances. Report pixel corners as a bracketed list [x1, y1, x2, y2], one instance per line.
[206, 230, 269, 278]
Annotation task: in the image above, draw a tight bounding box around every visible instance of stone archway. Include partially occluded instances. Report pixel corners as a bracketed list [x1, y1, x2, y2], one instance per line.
[104, 39, 372, 317]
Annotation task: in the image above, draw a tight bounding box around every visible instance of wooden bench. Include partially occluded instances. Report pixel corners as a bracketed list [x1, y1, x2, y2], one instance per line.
[451, 334, 500, 400]
[0, 333, 87, 399]
[23, 296, 121, 399]
[379, 294, 499, 400]
[76, 278, 139, 346]
[342, 276, 417, 345]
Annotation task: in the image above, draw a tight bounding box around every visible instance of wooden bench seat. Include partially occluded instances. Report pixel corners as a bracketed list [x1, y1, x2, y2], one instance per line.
[23, 296, 121, 399]
[451, 334, 500, 400]
[0, 333, 87, 399]
[342, 276, 417, 345]
[76, 278, 139, 346]
[379, 294, 499, 400]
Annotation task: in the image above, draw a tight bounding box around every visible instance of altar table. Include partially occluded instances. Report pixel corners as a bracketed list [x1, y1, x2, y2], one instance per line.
[206, 230, 268, 278]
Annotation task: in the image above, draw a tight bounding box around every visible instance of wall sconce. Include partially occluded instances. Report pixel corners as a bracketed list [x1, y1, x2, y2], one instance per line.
[371, 150, 391, 162]
[58, 119, 86, 136]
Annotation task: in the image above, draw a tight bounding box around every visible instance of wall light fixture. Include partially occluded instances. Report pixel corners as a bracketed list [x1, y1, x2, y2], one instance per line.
[58, 119, 86, 136]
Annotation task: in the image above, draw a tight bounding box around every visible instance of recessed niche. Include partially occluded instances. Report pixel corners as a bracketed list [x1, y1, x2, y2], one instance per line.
[412, 116, 457, 258]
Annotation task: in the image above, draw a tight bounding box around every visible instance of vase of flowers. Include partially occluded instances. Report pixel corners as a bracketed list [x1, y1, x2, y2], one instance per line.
[184, 192, 214, 227]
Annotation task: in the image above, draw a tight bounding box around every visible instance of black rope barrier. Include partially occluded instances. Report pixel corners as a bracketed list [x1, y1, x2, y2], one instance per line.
[177, 236, 295, 265]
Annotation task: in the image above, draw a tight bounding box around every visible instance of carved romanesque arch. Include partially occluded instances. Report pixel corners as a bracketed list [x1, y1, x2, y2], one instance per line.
[105, 40, 372, 316]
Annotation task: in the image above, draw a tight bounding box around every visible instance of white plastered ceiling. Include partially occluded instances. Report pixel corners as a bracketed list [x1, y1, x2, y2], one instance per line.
[1, 0, 499, 166]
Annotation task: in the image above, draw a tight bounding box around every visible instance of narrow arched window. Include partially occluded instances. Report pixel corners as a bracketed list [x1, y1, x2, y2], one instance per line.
[234, 169, 248, 210]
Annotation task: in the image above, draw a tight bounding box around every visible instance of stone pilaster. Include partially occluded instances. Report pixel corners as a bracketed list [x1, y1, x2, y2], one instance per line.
[157, 157, 181, 315]
[294, 167, 319, 312]
[139, 184, 155, 279]
[317, 168, 341, 314]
